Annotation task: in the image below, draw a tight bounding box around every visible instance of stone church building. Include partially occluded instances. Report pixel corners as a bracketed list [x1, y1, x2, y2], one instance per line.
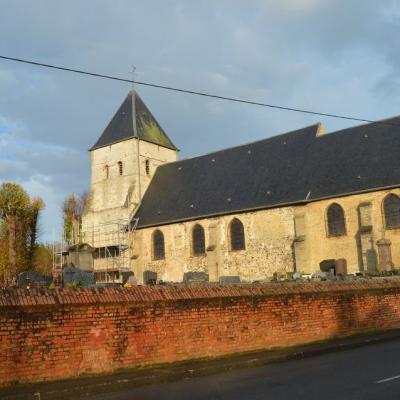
[81, 90, 400, 284]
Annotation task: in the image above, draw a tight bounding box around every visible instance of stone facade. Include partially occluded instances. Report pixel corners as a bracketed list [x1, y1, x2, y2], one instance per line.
[81, 138, 177, 272]
[296, 188, 400, 274]
[80, 93, 400, 284]
[132, 207, 295, 283]
[132, 188, 400, 283]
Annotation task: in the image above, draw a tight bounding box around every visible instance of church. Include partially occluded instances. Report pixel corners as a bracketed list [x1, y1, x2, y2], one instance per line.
[81, 90, 400, 284]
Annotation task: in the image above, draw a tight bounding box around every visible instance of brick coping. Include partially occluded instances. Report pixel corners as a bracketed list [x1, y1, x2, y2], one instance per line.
[1, 279, 400, 307]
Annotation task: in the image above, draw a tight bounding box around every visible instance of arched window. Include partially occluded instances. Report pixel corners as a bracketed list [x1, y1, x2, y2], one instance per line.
[118, 161, 123, 176]
[104, 165, 109, 179]
[152, 230, 165, 260]
[327, 203, 346, 236]
[229, 218, 245, 251]
[145, 159, 150, 175]
[383, 194, 400, 228]
[192, 224, 205, 256]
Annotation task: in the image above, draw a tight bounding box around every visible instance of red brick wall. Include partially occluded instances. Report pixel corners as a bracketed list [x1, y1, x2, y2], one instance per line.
[2, 280, 400, 386]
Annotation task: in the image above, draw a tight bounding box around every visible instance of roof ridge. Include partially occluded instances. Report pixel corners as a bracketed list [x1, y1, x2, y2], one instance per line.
[134, 116, 400, 228]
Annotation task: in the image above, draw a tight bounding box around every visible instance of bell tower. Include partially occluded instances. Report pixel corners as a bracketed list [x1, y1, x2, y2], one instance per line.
[81, 90, 178, 258]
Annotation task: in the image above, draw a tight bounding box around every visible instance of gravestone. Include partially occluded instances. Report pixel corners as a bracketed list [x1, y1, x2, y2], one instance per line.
[18, 271, 52, 289]
[63, 267, 95, 287]
[219, 275, 241, 284]
[376, 238, 393, 271]
[67, 243, 94, 272]
[183, 272, 209, 284]
[143, 270, 157, 285]
[319, 259, 336, 275]
[121, 271, 134, 285]
[366, 248, 378, 272]
[125, 275, 137, 286]
[335, 259, 348, 276]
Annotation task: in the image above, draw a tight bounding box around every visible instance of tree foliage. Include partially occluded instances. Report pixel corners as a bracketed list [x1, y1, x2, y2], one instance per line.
[33, 243, 53, 275]
[62, 192, 89, 245]
[0, 182, 45, 282]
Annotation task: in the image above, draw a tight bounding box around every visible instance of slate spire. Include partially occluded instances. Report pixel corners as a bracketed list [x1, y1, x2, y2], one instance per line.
[90, 91, 178, 151]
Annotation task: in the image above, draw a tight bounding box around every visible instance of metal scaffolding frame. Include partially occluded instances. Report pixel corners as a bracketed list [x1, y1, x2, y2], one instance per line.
[82, 218, 138, 283]
[52, 233, 68, 285]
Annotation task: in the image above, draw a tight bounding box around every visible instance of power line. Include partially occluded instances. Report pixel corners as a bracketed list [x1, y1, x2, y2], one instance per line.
[0, 54, 399, 127]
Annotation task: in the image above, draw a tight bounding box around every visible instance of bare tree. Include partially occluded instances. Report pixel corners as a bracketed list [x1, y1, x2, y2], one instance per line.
[62, 192, 89, 245]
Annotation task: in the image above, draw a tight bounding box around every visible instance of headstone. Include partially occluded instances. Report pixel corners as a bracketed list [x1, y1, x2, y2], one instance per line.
[62, 267, 95, 287]
[125, 275, 137, 286]
[376, 238, 393, 271]
[286, 271, 294, 280]
[18, 271, 52, 289]
[143, 270, 157, 285]
[183, 272, 209, 284]
[335, 259, 348, 276]
[219, 275, 240, 284]
[366, 248, 378, 272]
[272, 272, 283, 281]
[292, 272, 302, 280]
[67, 243, 94, 272]
[121, 271, 134, 285]
[312, 271, 328, 280]
[319, 259, 336, 274]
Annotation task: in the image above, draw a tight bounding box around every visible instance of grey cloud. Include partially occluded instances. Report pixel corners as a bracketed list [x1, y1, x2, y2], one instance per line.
[0, 0, 399, 240]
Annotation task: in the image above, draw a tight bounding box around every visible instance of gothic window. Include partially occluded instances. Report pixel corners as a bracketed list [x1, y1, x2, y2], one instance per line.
[383, 194, 400, 228]
[118, 161, 123, 176]
[105, 165, 109, 179]
[229, 218, 245, 251]
[192, 224, 205, 256]
[152, 230, 165, 260]
[327, 203, 346, 236]
[145, 159, 150, 175]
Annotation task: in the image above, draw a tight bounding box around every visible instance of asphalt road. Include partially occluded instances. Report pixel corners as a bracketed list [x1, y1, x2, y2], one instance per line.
[85, 339, 400, 400]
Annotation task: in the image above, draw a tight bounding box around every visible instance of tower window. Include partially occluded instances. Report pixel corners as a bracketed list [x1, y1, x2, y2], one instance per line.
[383, 194, 400, 228]
[192, 224, 205, 256]
[118, 161, 123, 176]
[327, 203, 346, 236]
[229, 218, 245, 251]
[105, 165, 109, 179]
[145, 159, 150, 175]
[152, 230, 165, 260]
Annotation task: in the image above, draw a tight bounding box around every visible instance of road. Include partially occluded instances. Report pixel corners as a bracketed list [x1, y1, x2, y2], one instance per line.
[85, 339, 400, 400]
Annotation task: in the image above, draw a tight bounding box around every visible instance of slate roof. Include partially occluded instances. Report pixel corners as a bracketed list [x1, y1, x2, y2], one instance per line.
[134, 117, 400, 228]
[90, 91, 178, 151]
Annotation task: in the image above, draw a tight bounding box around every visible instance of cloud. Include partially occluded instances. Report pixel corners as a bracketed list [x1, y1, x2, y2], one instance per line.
[22, 174, 65, 242]
[0, 121, 88, 241]
[0, 0, 399, 240]
[261, 0, 323, 12]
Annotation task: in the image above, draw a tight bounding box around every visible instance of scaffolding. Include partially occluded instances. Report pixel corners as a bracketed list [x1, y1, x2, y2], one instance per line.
[52, 234, 68, 285]
[82, 218, 138, 283]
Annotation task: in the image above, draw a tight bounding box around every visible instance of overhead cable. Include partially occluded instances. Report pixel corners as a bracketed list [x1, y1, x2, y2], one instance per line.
[0, 55, 399, 127]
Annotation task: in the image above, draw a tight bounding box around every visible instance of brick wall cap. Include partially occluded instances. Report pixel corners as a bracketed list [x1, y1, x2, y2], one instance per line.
[1, 279, 400, 307]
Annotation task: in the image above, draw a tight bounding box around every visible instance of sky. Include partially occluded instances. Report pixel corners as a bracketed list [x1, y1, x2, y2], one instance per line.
[0, 0, 400, 242]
